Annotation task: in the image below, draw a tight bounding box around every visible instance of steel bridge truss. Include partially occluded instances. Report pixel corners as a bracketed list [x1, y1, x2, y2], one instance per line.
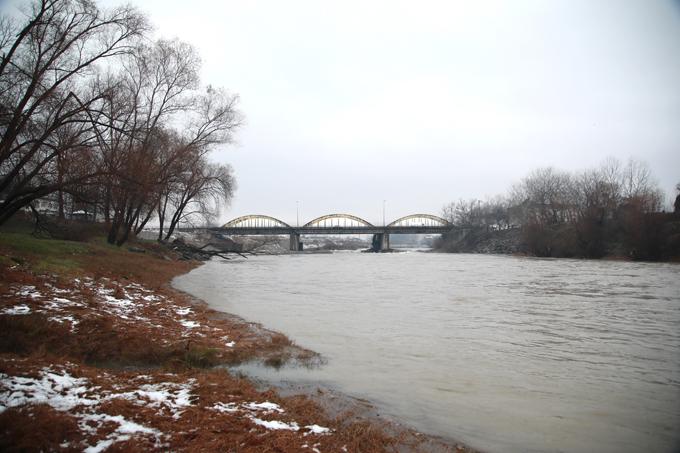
[214, 213, 453, 252]
[303, 213, 373, 228]
[387, 214, 449, 228]
[221, 213, 449, 229]
[223, 215, 292, 229]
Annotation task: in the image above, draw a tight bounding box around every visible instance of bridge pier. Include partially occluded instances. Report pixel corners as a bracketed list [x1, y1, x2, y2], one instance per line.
[371, 233, 390, 252]
[289, 233, 302, 251]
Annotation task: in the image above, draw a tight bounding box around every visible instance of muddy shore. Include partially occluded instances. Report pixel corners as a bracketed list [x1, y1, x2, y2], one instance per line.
[0, 232, 478, 452]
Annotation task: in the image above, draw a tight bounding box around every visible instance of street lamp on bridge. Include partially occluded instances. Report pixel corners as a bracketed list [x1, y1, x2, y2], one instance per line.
[383, 200, 386, 226]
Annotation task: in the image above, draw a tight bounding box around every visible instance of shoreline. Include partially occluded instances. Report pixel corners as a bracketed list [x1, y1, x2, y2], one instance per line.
[0, 232, 479, 452]
[172, 260, 479, 452]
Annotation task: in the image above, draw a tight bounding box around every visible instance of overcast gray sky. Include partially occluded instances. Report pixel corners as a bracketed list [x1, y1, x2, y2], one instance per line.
[102, 0, 680, 225]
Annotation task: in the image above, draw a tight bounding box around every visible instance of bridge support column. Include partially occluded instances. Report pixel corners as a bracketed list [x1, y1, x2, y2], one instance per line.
[289, 233, 302, 252]
[371, 233, 390, 252]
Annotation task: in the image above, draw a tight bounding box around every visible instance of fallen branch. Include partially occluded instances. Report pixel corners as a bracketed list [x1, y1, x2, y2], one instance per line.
[168, 238, 250, 260]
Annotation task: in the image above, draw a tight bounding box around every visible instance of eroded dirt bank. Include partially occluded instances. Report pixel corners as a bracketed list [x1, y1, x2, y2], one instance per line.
[0, 233, 478, 452]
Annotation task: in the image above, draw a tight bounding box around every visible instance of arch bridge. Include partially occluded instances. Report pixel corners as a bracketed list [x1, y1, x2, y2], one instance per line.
[216, 213, 452, 251]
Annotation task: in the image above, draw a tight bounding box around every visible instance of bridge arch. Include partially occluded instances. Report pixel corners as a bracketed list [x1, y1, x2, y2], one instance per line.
[387, 214, 450, 228]
[223, 215, 291, 228]
[303, 213, 374, 228]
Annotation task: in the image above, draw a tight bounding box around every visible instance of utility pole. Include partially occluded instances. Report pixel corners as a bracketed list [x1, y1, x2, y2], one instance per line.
[296, 201, 299, 227]
[383, 200, 386, 226]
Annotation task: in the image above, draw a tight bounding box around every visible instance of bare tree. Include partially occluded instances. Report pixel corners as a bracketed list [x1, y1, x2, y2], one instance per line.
[570, 166, 620, 257]
[99, 40, 242, 245]
[442, 198, 483, 227]
[157, 158, 235, 240]
[510, 167, 576, 226]
[618, 158, 663, 213]
[620, 159, 652, 199]
[482, 195, 511, 229]
[0, 0, 147, 225]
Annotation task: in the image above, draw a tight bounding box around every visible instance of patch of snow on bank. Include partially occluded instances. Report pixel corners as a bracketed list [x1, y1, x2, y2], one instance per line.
[44, 297, 84, 310]
[45, 283, 71, 295]
[243, 401, 284, 413]
[15, 286, 42, 298]
[8, 277, 222, 343]
[213, 402, 238, 413]
[1, 367, 173, 450]
[0, 369, 97, 413]
[48, 314, 80, 331]
[221, 336, 236, 347]
[305, 424, 331, 434]
[238, 401, 330, 435]
[101, 295, 135, 309]
[81, 413, 161, 453]
[249, 416, 300, 431]
[110, 380, 195, 419]
[0, 304, 31, 315]
[180, 320, 200, 329]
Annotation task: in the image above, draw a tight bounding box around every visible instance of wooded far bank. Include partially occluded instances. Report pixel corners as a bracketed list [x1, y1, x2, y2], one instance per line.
[437, 158, 680, 261]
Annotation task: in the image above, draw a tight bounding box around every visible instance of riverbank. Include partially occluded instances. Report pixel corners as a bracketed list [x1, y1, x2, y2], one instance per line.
[434, 221, 680, 262]
[0, 230, 477, 452]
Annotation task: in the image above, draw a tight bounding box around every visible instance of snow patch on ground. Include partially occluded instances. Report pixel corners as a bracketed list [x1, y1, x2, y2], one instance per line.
[0, 369, 98, 413]
[249, 416, 300, 431]
[0, 367, 174, 450]
[213, 402, 238, 413]
[81, 413, 162, 453]
[180, 320, 200, 329]
[305, 424, 332, 434]
[221, 336, 236, 347]
[110, 380, 195, 419]
[48, 314, 80, 331]
[0, 304, 30, 315]
[210, 400, 331, 435]
[43, 297, 84, 311]
[2, 278, 232, 342]
[15, 286, 42, 299]
[243, 401, 284, 413]
[175, 307, 192, 316]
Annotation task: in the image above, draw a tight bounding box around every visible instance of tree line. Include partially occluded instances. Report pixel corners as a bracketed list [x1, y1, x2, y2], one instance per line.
[0, 0, 241, 245]
[441, 158, 680, 260]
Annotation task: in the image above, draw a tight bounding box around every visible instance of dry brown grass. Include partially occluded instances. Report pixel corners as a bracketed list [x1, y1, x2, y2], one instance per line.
[0, 405, 83, 452]
[0, 355, 465, 453]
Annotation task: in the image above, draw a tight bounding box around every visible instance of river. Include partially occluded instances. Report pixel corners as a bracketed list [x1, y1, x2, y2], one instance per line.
[173, 252, 680, 453]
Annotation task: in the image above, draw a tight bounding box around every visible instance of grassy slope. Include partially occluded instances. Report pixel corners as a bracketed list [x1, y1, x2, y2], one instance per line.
[0, 226, 194, 287]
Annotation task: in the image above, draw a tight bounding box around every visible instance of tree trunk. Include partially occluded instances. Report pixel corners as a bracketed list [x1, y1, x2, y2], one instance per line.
[157, 194, 169, 241]
[58, 190, 65, 219]
[57, 154, 65, 219]
[107, 215, 122, 244]
[164, 201, 189, 241]
[104, 184, 111, 223]
[134, 208, 154, 236]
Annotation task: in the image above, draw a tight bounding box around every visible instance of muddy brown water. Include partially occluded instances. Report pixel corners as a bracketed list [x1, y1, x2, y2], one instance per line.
[173, 252, 680, 453]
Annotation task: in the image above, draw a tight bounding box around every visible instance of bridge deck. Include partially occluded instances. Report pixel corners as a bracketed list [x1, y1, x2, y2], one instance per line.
[206, 226, 452, 235]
